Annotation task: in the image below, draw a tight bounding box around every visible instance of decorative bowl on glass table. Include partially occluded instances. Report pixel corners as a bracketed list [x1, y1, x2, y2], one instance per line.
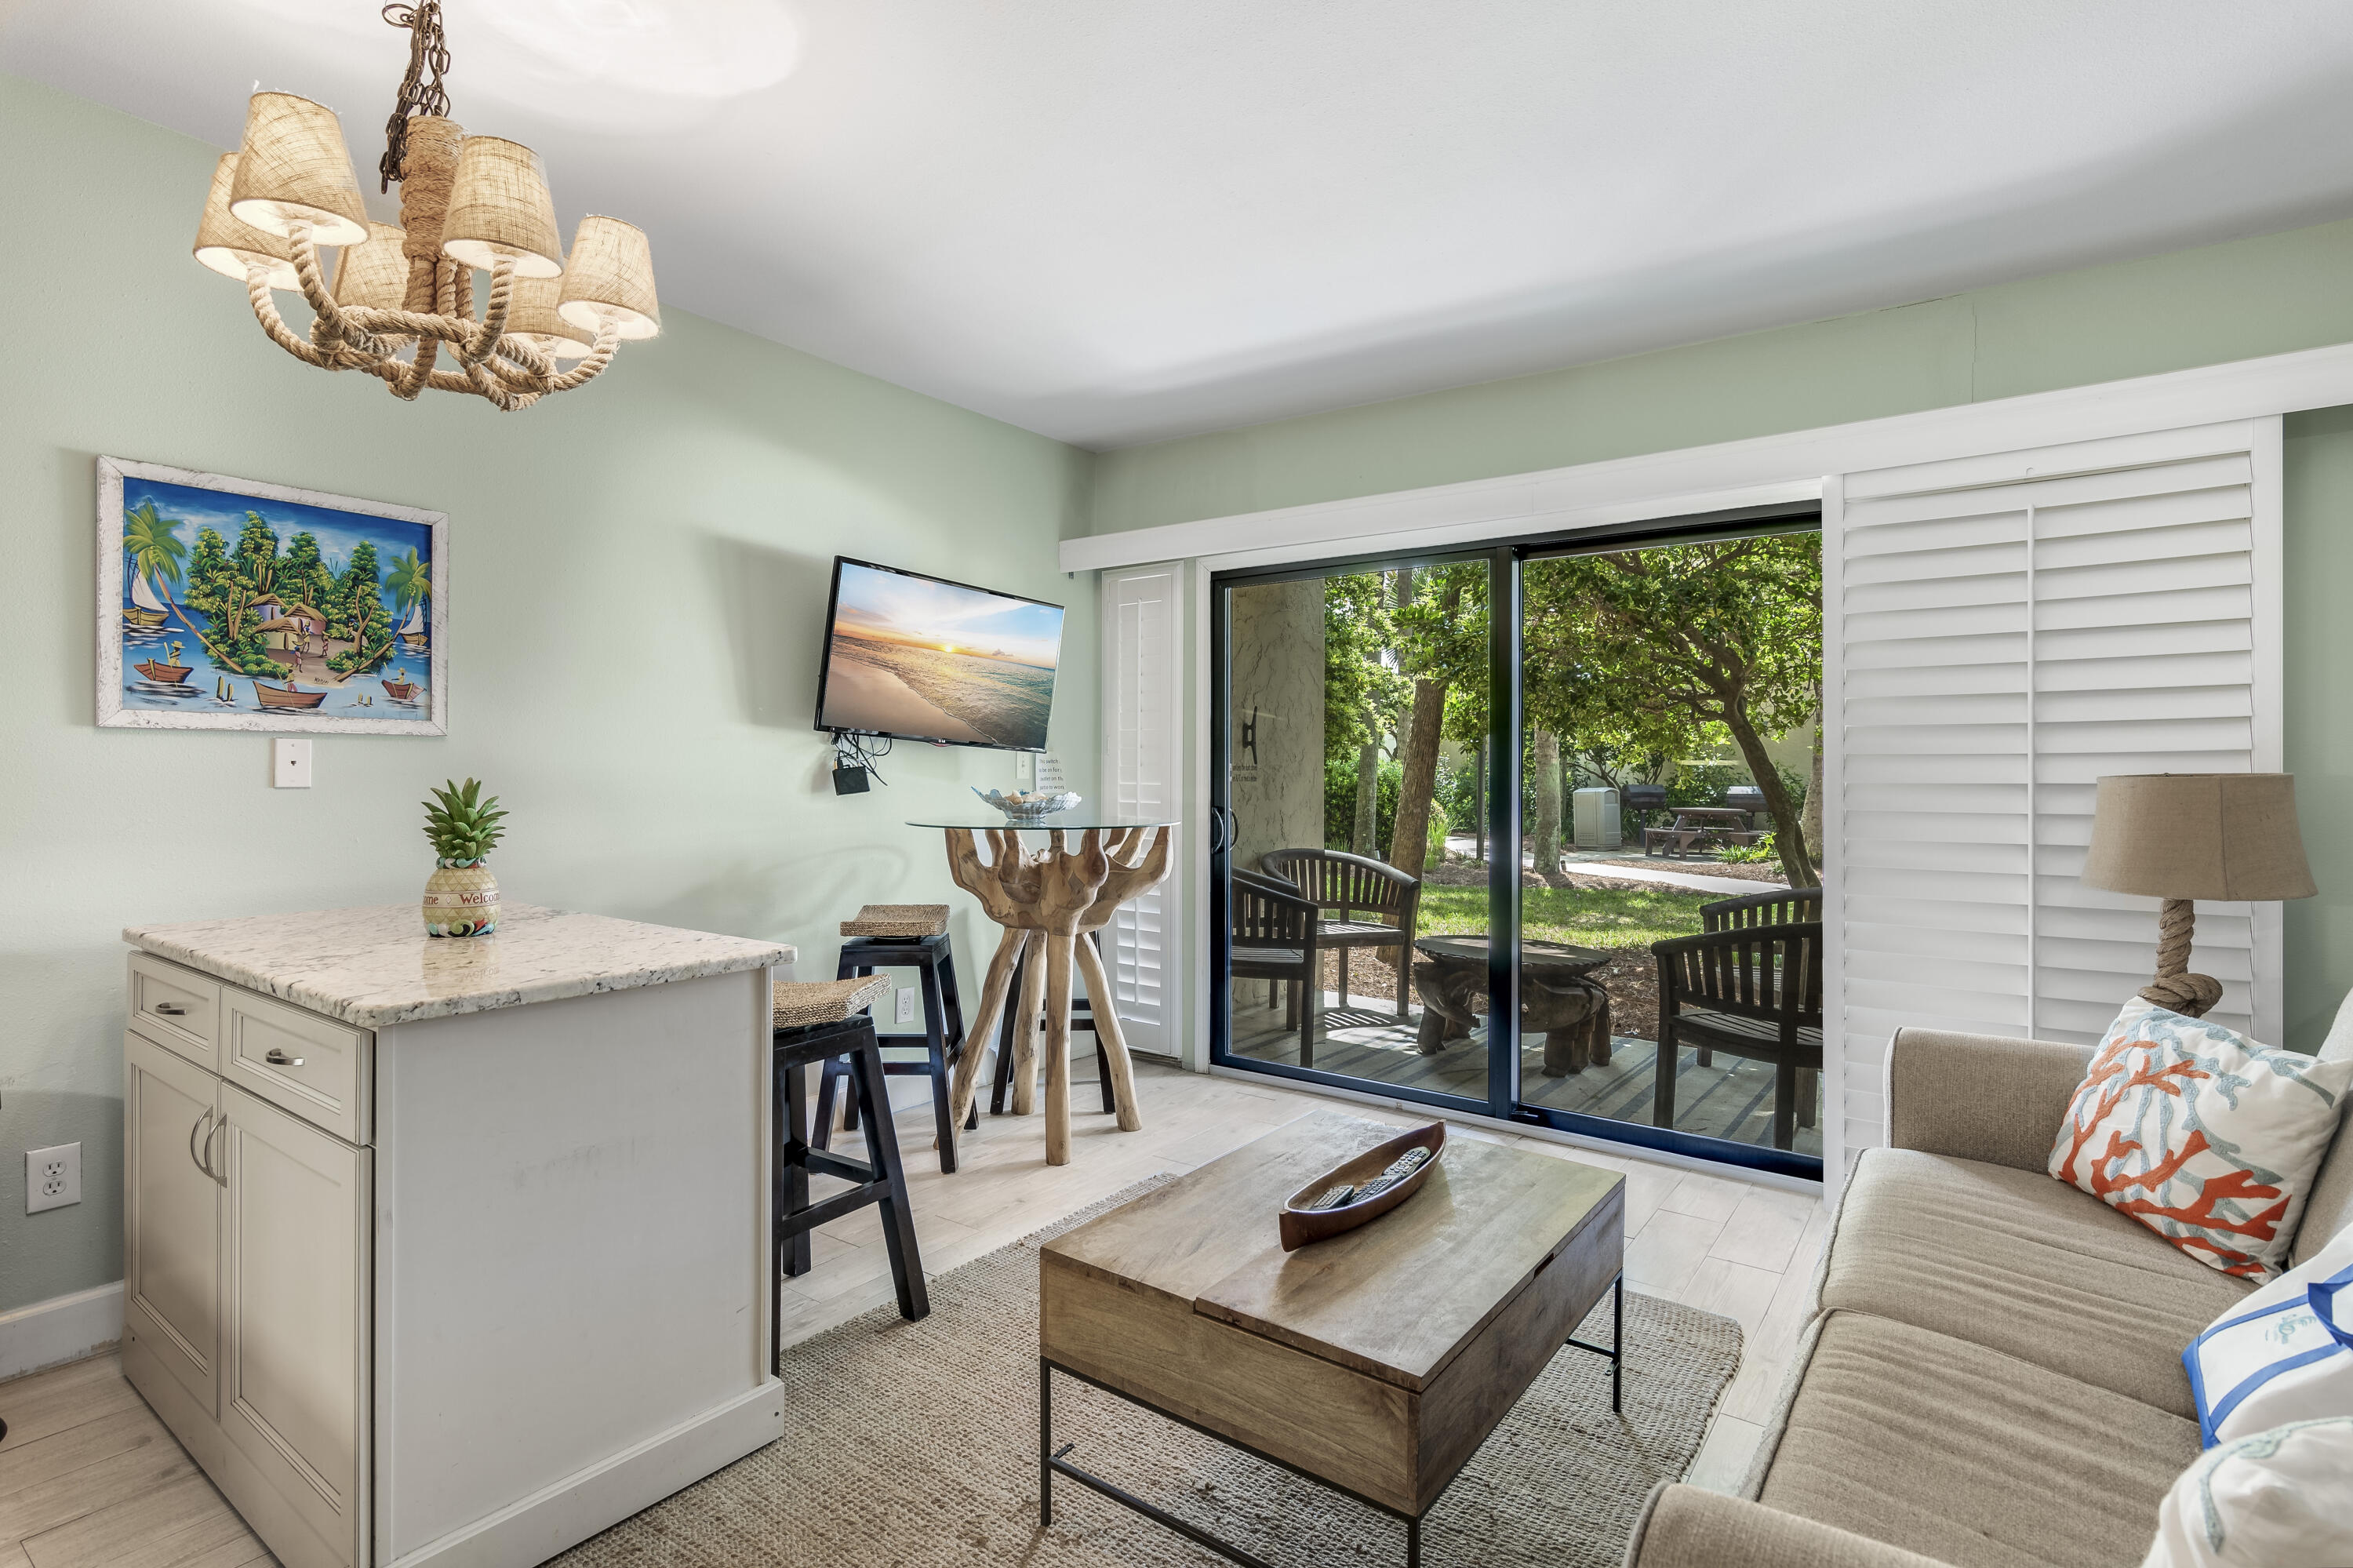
[972, 787, 1082, 820]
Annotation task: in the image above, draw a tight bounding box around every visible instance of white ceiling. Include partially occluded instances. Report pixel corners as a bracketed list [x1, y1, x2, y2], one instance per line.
[9, 2, 2353, 449]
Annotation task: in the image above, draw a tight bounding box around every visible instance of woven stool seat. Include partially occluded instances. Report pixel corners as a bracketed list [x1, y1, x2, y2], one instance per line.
[840, 903, 951, 939]
[773, 974, 889, 1028]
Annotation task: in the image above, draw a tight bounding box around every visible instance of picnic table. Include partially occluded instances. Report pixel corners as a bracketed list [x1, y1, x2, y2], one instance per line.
[1643, 806, 1765, 859]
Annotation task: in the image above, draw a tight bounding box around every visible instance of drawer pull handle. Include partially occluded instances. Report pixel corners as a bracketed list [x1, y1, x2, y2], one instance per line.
[154, 1002, 187, 1017]
[189, 1107, 216, 1180]
[264, 1048, 305, 1068]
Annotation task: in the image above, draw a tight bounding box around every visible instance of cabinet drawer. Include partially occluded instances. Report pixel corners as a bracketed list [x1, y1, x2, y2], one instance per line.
[224, 989, 371, 1145]
[129, 952, 220, 1071]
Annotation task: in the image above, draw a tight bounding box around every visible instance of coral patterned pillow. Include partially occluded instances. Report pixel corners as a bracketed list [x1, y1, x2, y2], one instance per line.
[2049, 1000, 2353, 1280]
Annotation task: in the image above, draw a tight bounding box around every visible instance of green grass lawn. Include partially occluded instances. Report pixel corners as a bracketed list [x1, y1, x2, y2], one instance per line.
[1418, 883, 1711, 952]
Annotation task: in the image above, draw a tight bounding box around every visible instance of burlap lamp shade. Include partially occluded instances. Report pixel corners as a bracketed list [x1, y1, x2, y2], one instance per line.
[333, 222, 413, 313]
[228, 93, 369, 246]
[440, 136, 565, 278]
[2082, 773, 2316, 1018]
[558, 216, 660, 340]
[193, 153, 298, 290]
[504, 272, 595, 360]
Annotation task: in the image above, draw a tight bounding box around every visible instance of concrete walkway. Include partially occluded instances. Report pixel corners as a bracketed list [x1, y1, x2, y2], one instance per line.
[1442, 833, 1784, 897]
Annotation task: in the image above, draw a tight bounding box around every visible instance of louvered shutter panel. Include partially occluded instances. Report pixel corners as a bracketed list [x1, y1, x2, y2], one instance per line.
[1101, 564, 1182, 1056]
[1827, 420, 2281, 1171]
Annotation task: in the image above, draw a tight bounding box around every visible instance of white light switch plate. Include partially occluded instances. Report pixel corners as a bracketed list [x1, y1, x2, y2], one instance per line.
[27, 1143, 80, 1213]
[272, 737, 313, 788]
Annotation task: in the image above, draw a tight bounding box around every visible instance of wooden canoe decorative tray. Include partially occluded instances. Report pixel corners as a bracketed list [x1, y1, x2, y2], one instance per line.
[1277, 1121, 1446, 1251]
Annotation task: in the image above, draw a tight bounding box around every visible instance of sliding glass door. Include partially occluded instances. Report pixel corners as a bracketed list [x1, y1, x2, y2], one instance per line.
[1210, 512, 1825, 1180]
[1212, 553, 1506, 1119]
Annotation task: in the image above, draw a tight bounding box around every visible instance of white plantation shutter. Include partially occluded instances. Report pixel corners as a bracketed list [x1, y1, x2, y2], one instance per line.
[1101, 563, 1183, 1056]
[1827, 419, 2282, 1172]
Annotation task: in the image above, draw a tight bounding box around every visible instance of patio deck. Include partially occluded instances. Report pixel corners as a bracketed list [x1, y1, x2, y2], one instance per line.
[1230, 1000, 1822, 1157]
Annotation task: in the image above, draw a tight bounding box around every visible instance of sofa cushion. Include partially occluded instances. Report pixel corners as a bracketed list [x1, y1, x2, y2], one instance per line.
[2291, 995, 2353, 1268]
[1760, 1312, 2202, 1568]
[2049, 999, 2353, 1279]
[1821, 1148, 2253, 1418]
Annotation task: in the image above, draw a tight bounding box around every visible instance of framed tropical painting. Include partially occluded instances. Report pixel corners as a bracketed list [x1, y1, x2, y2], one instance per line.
[96, 457, 447, 734]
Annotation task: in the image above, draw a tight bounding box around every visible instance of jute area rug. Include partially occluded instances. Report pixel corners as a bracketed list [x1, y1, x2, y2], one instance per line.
[557, 1177, 1744, 1568]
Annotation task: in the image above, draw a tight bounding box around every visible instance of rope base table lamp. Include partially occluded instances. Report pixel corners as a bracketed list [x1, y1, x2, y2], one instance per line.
[2081, 773, 2316, 1019]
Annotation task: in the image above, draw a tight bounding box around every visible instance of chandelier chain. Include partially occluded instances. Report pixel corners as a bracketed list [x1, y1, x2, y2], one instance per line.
[378, 1, 452, 192]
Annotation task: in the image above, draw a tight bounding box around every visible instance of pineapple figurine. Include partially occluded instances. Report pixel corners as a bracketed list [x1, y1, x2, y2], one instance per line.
[420, 778, 507, 937]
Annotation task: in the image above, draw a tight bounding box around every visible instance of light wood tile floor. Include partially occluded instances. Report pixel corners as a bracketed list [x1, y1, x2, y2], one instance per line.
[0, 1060, 1825, 1565]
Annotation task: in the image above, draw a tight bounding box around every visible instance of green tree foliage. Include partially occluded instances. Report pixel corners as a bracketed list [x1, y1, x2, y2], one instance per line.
[122, 500, 187, 602]
[385, 547, 430, 622]
[282, 531, 333, 613]
[1522, 535, 1823, 886]
[1322, 574, 1408, 755]
[178, 524, 289, 678]
[1325, 754, 1401, 852]
[330, 540, 394, 674]
[234, 511, 281, 598]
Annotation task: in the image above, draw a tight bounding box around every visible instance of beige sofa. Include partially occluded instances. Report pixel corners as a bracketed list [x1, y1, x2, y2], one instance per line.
[1627, 1025, 2353, 1568]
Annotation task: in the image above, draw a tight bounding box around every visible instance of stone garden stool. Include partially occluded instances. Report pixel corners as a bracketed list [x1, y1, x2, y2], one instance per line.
[824, 904, 971, 1173]
[773, 975, 927, 1369]
[1409, 934, 1615, 1075]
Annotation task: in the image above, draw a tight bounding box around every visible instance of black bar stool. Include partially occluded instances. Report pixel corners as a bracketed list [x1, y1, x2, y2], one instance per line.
[773, 977, 927, 1369]
[823, 908, 971, 1173]
[990, 930, 1118, 1118]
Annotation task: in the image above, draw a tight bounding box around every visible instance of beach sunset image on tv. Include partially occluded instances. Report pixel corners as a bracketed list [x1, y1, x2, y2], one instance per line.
[818, 561, 1064, 748]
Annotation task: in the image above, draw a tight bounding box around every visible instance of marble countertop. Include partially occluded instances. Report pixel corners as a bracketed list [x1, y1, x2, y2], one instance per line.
[123, 904, 796, 1029]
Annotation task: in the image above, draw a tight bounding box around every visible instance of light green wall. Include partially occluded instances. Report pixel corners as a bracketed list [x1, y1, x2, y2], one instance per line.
[1096, 216, 2353, 1055]
[1090, 217, 2353, 533]
[0, 75, 1096, 1315]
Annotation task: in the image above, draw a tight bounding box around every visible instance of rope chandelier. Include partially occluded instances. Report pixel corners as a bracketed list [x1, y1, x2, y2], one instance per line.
[191, 2, 659, 410]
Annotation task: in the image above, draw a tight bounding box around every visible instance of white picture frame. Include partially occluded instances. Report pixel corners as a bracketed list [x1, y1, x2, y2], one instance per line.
[97, 456, 449, 735]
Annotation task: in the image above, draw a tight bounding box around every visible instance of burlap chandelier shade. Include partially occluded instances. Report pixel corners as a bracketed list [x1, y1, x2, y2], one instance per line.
[228, 93, 369, 246]
[2082, 774, 2316, 903]
[504, 273, 596, 359]
[332, 223, 413, 313]
[441, 136, 566, 277]
[559, 216, 661, 340]
[193, 154, 298, 290]
[191, 0, 660, 411]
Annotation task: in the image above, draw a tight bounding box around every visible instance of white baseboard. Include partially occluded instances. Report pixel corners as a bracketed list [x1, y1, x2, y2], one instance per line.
[387, 1379, 784, 1568]
[0, 1280, 125, 1382]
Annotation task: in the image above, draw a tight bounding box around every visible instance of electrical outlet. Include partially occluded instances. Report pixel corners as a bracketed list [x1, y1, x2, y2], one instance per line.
[896, 984, 918, 1024]
[27, 1143, 80, 1213]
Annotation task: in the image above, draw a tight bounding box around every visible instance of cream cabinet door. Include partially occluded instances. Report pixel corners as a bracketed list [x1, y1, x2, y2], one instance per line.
[125, 1030, 223, 1416]
[219, 1084, 369, 1568]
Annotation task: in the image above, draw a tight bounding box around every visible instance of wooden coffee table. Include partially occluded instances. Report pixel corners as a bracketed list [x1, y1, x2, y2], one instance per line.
[1038, 1110, 1626, 1566]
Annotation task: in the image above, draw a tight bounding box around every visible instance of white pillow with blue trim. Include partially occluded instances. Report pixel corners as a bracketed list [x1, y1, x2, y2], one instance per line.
[2184, 1222, 2353, 1447]
[2140, 1417, 2353, 1568]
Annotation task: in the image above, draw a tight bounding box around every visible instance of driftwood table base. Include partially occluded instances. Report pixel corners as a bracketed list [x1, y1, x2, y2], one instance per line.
[941, 826, 1173, 1166]
[1409, 937, 1614, 1076]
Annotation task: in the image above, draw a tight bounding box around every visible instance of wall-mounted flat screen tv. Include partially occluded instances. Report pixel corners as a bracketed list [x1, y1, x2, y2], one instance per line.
[813, 557, 1065, 751]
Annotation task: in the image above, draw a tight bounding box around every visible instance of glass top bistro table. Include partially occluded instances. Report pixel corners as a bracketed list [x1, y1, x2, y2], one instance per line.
[907, 817, 1176, 1166]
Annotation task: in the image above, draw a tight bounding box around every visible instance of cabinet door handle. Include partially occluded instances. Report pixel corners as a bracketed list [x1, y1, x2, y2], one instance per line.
[206, 1117, 228, 1187]
[153, 1002, 187, 1017]
[264, 1048, 304, 1068]
[188, 1107, 216, 1179]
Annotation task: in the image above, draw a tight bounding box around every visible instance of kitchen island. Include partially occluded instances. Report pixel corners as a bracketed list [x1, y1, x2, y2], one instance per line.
[119, 904, 794, 1568]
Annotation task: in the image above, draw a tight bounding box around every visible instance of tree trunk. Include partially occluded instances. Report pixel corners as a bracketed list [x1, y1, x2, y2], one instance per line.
[1387, 675, 1449, 881]
[1802, 696, 1823, 875]
[1351, 736, 1380, 856]
[1722, 702, 1817, 889]
[1532, 729, 1562, 879]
